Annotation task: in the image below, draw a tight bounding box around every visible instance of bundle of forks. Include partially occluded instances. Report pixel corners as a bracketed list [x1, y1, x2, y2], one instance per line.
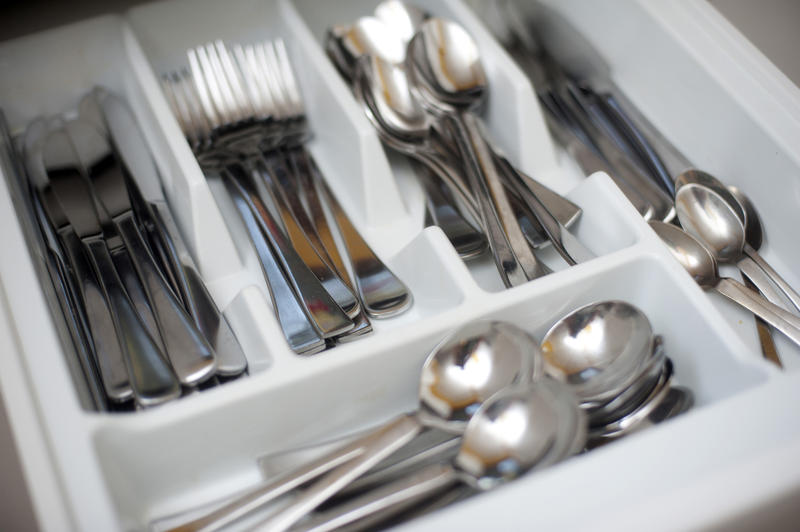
[161, 39, 413, 355]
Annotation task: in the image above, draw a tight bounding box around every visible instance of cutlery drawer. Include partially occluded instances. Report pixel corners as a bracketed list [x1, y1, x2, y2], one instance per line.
[0, 0, 799, 530]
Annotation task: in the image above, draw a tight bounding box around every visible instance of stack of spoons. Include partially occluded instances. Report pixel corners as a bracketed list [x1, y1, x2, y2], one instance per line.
[152, 301, 689, 531]
[324, 0, 595, 289]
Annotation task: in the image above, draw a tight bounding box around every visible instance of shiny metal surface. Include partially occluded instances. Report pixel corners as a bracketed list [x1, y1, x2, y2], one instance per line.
[42, 128, 180, 407]
[162, 43, 357, 344]
[418, 163, 487, 259]
[289, 149, 374, 339]
[541, 300, 654, 405]
[67, 120, 218, 386]
[316, 172, 412, 319]
[728, 185, 780, 366]
[167, 321, 537, 531]
[21, 118, 108, 408]
[407, 18, 547, 286]
[676, 178, 800, 314]
[84, 88, 248, 376]
[291, 380, 586, 532]
[222, 172, 325, 355]
[650, 221, 800, 348]
[259, 153, 360, 320]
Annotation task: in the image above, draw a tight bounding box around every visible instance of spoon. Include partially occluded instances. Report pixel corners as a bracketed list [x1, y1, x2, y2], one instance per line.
[728, 185, 782, 367]
[406, 17, 548, 286]
[675, 179, 800, 314]
[165, 321, 540, 532]
[541, 300, 655, 407]
[649, 221, 800, 348]
[283, 379, 586, 532]
[372, 1, 584, 237]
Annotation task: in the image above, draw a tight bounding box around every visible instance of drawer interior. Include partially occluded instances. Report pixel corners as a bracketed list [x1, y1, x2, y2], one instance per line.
[0, 0, 797, 530]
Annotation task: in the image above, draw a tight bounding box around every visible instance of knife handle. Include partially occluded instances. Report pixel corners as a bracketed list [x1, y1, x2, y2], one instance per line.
[115, 212, 217, 385]
[84, 236, 180, 406]
[150, 201, 247, 376]
[59, 229, 133, 402]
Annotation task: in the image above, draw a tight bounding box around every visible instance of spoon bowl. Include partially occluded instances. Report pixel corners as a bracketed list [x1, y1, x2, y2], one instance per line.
[541, 300, 654, 405]
[650, 220, 800, 348]
[675, 182, 745, 263]
[173, 321, 542, 532]
[727, 185, 762, 250]
[406, 17, 488, 116]
[292, 379, 586, 531]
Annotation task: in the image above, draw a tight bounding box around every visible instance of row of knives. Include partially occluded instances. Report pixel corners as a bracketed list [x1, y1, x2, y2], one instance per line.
[2, 87, 248, 411]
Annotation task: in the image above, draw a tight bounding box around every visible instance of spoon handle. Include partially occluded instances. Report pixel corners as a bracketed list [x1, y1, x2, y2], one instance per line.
[162, 415, 421, 532]
[290, 464, 458, 532]
[742, 244, 800, 314]
[715, 278, 800, 347]
[250, 415, 424, 532]
[738, 256, 795, 313]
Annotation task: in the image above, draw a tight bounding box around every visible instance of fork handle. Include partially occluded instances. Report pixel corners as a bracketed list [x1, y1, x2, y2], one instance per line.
[314, 170, 412, 318]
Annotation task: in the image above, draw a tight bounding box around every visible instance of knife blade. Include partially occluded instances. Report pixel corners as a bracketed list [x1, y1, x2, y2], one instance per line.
[43, 127, 180, 407]
[66, 119, 217, 386]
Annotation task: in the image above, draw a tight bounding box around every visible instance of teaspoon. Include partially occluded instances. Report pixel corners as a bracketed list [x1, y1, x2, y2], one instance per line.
[406, 17, 548, 286]
[728, 185, 782, 367]
[650, 220, 800, 348]
[675, 178, 800, 314]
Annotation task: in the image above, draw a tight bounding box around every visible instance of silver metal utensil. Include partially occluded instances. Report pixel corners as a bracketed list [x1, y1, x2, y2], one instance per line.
[650, 220, 800, 348]
[287, 379, 586, 532]
[406, 18, 548, 285]
[164, 321, 539, 532]
[42, 127, 180, 407]
[66, 119, 218, 386]
[81, 88, 248, 376]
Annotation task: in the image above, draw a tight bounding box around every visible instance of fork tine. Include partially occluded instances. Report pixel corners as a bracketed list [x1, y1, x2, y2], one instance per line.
[215, 41, 253, 122]
[262, 41, 292, 119]
[179, 69, 214, 147]
[202, 42, 238, 124]
[243, 44, 277, 120]
[255, 41, 289, 120]
[231, 44, 265, 120]
[188, 47, 222, 130]
[273, 39, 305, 117]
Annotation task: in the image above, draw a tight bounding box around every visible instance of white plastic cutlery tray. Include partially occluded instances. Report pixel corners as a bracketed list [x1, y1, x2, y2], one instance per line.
[1, 0, 799, 530]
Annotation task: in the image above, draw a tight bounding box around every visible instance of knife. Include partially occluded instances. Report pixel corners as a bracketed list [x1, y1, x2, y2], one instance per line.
[42, 127, 180, 407]
[83, 88, 248, 377]
[25, 118, 134, 404]
[65, 119, 218, 386]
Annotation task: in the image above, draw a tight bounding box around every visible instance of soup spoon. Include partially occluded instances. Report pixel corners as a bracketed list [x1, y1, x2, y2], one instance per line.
[541, 300, 655, 407]
[650, 221, 800, 348]
[285, 379, 586, 532]
[164, 321, 539, 532]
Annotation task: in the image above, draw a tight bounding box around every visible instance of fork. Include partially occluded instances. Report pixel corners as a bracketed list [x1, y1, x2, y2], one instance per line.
[229, 39, 413, 319]
[187, 40, 363, 332]
[162, 48, 349, 352]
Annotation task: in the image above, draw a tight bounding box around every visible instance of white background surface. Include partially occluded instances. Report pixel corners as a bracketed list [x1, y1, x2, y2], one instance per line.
[1, 0, 799, 530]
